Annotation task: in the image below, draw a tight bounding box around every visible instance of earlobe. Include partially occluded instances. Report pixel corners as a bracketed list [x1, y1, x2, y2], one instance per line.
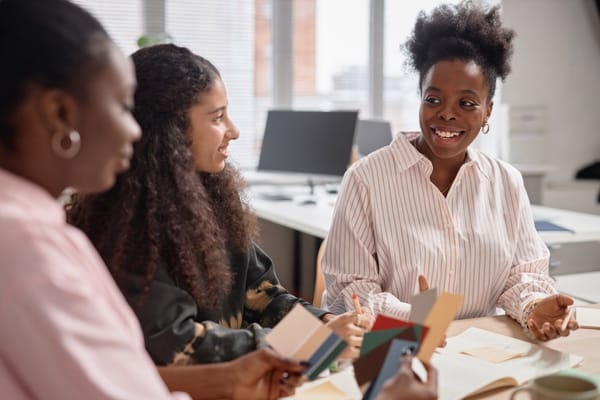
[38, 89, 80, 138]
[486, 101, 494, 120]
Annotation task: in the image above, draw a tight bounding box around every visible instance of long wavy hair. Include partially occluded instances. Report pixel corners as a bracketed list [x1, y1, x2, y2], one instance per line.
[67, 44, 256, 309]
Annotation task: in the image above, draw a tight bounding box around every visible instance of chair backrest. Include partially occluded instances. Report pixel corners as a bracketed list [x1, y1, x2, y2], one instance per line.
[312, 238, 327, 308]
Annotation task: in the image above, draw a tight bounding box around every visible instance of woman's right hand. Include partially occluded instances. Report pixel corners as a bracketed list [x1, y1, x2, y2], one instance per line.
[377, 356, 438, 400]
[229, 348, 305, 400]
[323, 312, 368, 360]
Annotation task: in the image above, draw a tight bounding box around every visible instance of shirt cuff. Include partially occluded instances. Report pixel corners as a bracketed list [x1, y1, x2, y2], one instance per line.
[519, 296, 545, 330]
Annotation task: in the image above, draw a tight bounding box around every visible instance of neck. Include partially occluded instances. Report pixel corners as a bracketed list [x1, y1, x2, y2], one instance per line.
[415, 136, 467, 173]
[0, 152, 65, 198]
[415, 136, 467, 195]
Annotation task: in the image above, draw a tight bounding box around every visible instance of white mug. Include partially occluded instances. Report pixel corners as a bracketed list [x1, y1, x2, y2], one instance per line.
[510, 375, 599, 400]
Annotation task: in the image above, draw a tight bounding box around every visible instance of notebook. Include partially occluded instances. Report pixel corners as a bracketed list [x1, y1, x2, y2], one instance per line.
[433, 327, 584, 400]
[534, 220, 574, 232]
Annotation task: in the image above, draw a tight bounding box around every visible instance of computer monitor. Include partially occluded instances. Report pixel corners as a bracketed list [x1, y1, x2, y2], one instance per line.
[355, 119, 393, 156]
[257, 110, 358, 177]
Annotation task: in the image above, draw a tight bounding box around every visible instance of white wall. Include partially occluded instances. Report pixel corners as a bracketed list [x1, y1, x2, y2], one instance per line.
[502, 0, 600, 183]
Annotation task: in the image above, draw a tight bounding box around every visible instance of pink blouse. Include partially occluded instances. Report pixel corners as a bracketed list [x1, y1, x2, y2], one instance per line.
[0, 168, 189, 400]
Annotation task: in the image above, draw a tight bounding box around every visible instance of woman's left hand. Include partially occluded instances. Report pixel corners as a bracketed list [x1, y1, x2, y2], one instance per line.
[527, 294, 579, 341]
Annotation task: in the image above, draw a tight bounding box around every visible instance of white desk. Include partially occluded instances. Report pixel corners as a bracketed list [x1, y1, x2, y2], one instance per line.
[554, 271, 600, 304]
[249, 185, 600, 244]
[249, 185, 335, 239]
[249, 185, 600, 298]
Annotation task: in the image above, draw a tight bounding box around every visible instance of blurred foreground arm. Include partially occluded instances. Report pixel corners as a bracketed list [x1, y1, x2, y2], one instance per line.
[158, 348, 305, 400]
[377, 356, 438, 400]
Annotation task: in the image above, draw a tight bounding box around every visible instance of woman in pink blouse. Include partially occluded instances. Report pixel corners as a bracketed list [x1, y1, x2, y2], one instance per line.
[0, 0, 305, 399]
[0, 0, 438, 399]
[323, 3, 578, 342]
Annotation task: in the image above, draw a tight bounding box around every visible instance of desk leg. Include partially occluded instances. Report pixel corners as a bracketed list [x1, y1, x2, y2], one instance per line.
[257, 218, 296, 292]
[286, 230, 321, 299]
[297, 233, 322, 301]
[256, 218, 323, 300]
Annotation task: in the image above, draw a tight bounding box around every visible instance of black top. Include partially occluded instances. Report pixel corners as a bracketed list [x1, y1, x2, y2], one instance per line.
[121, 243, 327, 365]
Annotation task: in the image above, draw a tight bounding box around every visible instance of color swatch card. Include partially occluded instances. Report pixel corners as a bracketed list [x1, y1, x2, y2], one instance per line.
[412, 290, 464, 362]
[353, 288, 463, 387]
[353, 315, 428, 385]
[362, 338, 419, 400]
[265, 304, 347, 380]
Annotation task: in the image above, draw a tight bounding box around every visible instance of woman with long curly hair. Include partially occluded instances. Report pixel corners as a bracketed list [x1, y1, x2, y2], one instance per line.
[67, 43, 368, 366]
[323, 2, 578, 342]
[0, 1, 308, 399]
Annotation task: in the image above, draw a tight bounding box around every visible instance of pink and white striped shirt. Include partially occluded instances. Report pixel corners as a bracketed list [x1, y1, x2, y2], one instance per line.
[323, 133, 556, 325]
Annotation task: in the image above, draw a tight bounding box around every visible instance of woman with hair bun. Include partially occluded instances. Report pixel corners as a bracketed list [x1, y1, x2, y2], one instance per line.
[324, 2, 578, 342]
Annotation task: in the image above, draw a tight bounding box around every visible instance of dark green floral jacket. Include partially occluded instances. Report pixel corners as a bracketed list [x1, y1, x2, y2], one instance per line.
[121, 243, 327, 365]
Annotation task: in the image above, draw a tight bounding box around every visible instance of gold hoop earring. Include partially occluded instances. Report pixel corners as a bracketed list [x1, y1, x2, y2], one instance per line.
[51, 130, 81, 159]
[481, 123, 490, 134]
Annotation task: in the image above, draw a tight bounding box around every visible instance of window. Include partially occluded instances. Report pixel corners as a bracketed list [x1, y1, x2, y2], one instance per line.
[74, 0, 502, 167]
[292, 0, 369, 114]
[383, 0, 461, 134]
[72, 0, 143, 56]
[166, 1, 258, 168]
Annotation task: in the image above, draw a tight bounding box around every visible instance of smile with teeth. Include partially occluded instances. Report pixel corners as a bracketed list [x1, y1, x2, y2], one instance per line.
[434, 129, 463, 138]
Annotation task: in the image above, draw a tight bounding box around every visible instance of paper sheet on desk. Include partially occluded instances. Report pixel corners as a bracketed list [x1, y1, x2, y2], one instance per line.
[288, 367, 362, 400]
[293, 381, 350, 400]
[461, 346, 525, 363]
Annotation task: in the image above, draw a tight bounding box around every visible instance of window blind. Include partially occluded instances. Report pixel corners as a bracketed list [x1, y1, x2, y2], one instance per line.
[166, 1, 257, 169]
[72, 0, 144, 56]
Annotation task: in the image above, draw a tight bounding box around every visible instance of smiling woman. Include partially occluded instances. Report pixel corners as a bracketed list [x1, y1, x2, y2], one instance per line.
[186, 77, 240, 173]
[323, 2, 579, 343]
[416, 59, 491, 190]
[67, 43, 365, 368]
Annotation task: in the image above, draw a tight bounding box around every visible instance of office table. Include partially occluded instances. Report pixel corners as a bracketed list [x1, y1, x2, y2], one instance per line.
[248, 185, 600, 244]
[291, 305, 600, 400]
[248, 184, 600, 297]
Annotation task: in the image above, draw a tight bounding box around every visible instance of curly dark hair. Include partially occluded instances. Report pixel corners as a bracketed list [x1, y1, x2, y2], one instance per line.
[66, 44, 256, 309]
[404, 2, 515, 99]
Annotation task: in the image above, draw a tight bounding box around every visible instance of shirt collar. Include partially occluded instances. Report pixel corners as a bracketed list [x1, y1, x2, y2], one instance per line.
[464, 146, 491, 180]
[0, 168, 65, 225]
[390, 132, 490, 180]
[389, 132, 423, 172]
